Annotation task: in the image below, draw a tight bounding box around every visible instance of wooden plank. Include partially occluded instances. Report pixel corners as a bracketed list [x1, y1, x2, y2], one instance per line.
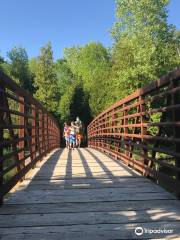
[1, 199, 180, 215]
[4, 186, 168, 203]
[0, 147, 180, 240]
[4, 191, 175, 204]
[16, 179, 165, 190]
[0, 208, 180, 228]
[0, 221, 180, 239]
[16, 177, 155, 185]
[25, 171, 140, 180]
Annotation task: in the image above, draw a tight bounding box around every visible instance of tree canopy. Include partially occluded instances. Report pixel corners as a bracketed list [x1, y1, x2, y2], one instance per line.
[7, 47, 34, 93]
[0, 0, 179, 129]
[110, 0, 180, 99]
[34, 42, 59, 114]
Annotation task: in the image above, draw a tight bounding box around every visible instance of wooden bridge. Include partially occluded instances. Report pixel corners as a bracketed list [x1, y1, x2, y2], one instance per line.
[0, 69, 180, 239]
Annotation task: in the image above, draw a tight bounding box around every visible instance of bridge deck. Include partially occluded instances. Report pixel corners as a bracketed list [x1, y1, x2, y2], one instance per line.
[0, 148, 180, 239]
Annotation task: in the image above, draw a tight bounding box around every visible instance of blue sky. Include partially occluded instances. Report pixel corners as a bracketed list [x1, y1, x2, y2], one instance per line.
[0, 0, 179, 60]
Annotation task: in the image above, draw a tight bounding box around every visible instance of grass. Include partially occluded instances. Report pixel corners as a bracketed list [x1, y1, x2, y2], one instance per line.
[3, 148, 17, 184]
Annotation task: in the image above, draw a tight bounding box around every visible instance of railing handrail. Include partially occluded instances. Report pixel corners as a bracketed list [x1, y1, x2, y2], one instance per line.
[0, 71, 59, 128]
[88, 67, 180, 197]
[88, 68, 180, 127]
[0, 70, 60, 203]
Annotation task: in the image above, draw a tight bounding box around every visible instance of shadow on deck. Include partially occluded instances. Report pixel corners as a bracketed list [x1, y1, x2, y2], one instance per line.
[0, 148, 180, 239]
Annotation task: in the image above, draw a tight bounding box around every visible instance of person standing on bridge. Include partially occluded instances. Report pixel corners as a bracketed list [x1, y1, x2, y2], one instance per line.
[74, 116, 83, 148]
[63, 122, 70, 148]
[69, 122, 76, 150]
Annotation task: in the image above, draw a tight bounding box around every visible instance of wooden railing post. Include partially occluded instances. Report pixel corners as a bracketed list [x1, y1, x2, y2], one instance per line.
[18, 97, 25, 180]
[31, 105, 36, 165]
[50, 118, 53, 149]
[113, 109, 118, 156]
[49, 118, 51, 150]
[38, 109, 42, 158]
[47, 116, 49, 152]
[44, 113, 47, 154]
[42, 111, 45, 155]
[18, 97, 25, 171]
[139, 95, 148, 175]
[123, 105, 129, 165]
[52, 121, 55, 149]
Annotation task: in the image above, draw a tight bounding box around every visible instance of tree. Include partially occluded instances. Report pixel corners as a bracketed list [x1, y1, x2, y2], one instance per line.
[28, 57, 39, 93]
[173, 30, 180, 59]
[77, 42, 112, 115]
[55, 59, 74, 97]
[58, 81, 92, 138]
[63, 47, 81, 76]
[34, 42, 59, 113]
[0, 55, 7, 73]
[63, 43, 112, 116]
[0, 55, 4, 67]
[7, 47, 34, 93]
[69, 84, 92, 126]
[58, 85, 75, 122]
[0, 54, 12, 77]
[111, 0, 180, 98]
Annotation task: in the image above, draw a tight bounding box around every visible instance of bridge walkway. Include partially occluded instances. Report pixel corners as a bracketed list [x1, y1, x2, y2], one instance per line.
[0, 148, 180, 239]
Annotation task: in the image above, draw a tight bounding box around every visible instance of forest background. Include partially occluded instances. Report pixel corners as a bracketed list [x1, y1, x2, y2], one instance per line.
[0, 0, 180, 131]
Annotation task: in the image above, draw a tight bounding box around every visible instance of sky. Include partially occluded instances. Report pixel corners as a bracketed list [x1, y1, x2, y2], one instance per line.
[0, 0, 179, 60]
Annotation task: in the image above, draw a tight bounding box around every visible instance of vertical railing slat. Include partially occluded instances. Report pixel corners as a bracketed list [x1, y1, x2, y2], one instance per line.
[0, 70, 60, 202]
[18, 97, 25, 170]
[88, 68, 180, 196]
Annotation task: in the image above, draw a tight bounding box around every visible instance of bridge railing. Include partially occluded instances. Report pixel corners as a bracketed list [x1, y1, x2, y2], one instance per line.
[0, 71, 60, 203]
[88, 68, 180, 196]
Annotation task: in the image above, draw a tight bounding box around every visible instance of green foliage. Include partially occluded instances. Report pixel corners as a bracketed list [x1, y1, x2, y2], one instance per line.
[172, 30, 180, 60]
[58, 81, 92, 127]
[63, 42, 112, 116]
[7, 47, 34, 93]
[112, 0, 170, 38]
[148, 112, 162, 136]
[0, 54, 14, 84]
[0, 55, 4, 68]
[1, 0, 179, 128]
[0, 55, 10, 75]
[111, 0, 180, 99]
[28, 57, 39, 93]
[34, 42, 59, 114]
[111, 34, 157, 99]
[69, 84, 92, 126]
[55, 59, 74, 97]
[0, 62, 11, 76]
[64, 47, 81, 76]
[58, 85, 75, 122]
